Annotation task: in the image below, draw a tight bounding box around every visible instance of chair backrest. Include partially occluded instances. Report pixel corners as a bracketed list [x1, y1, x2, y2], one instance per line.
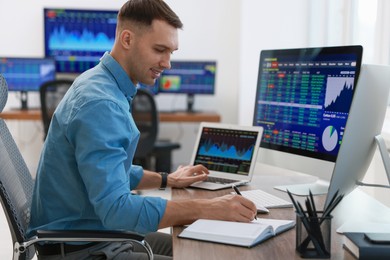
[39, 79, 73, 139]
[0, 74, 35, 259]
[132, 88, 158, 158]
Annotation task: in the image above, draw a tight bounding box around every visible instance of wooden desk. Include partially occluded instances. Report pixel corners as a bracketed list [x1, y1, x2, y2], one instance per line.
[0, 109, 42, 121]
[0, 109, 221, 123]
[159, 111, 220, 123]
[171, 163, 390, 259]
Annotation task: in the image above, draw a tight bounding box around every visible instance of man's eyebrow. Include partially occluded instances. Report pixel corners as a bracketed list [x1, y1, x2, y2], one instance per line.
[154, 44, 178, 51]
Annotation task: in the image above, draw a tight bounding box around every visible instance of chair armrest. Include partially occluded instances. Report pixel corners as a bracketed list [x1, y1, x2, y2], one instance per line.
[20, 230, 153, 260]
[36, 229, 145, 242]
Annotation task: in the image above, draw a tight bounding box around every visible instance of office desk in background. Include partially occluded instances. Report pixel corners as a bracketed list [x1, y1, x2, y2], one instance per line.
[171, 163, 390, 260]
[0, 109, 221, 123]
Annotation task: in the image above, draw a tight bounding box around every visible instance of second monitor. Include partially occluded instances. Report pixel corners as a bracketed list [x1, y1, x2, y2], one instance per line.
[157, 60, 216, 112]
[0, 57, 56, 110]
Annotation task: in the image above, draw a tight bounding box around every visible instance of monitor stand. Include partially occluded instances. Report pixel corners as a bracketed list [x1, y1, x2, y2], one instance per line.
[20, 91, 28, 110]
[166, 94, 197, 113]
[275, 134, 390, 196]
[186, 94, 195, 113]
[356, 134, 390, 189]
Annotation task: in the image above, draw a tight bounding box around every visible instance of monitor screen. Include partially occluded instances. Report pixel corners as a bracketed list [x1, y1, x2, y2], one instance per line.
[158, 61, 216, 95]
[253, 46, 363, 165]
[0, 57, 56, 92]
[44, 8, 117, 74]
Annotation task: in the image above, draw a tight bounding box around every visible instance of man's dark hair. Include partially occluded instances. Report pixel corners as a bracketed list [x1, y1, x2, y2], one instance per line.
[118, 0, 183, 29]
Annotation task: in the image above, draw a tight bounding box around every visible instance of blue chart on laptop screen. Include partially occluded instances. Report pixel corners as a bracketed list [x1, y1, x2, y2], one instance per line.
[194, 127, 258, 175]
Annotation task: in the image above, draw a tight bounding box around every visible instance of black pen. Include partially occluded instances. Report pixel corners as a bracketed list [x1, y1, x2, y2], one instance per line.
[232, 185, 257, 220]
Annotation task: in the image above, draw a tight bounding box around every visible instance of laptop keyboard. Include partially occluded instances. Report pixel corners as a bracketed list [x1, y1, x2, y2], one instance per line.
[204, 176, 238, 184]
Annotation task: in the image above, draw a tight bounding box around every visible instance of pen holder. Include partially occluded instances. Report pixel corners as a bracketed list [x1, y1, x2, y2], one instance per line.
[296, 211, 332, 259]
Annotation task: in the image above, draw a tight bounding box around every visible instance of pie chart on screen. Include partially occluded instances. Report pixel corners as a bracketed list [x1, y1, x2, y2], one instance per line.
[322, 126, 338, 152]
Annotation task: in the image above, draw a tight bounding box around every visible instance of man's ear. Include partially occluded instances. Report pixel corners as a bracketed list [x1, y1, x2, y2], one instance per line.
[120, 29, 133, 50]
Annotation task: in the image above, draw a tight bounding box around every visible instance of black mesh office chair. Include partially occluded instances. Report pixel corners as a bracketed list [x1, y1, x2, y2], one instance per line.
[0, 75, 153, 260]
[39, 79, 74, 140]
[133, 88, 180, 172]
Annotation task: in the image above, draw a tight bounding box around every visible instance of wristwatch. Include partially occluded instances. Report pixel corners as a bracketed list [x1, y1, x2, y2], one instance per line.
[159, 172, 168, 190]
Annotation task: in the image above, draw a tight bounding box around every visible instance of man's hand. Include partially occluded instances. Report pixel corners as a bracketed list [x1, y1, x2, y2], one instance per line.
[201, 194, 257, 222]
[159, 194, 258, 228]
[168, 164, 209, 188]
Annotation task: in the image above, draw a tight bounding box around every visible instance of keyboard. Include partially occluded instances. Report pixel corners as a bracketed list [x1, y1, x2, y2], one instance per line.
[239, 189, 293, 209]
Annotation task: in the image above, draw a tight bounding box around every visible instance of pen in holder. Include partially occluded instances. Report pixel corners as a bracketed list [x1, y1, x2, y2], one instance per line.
[287, 189, 343, 259]
[296, 211, 332, 258]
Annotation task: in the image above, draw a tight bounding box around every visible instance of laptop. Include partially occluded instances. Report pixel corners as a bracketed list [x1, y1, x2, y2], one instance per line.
[189, 123, 264, 190]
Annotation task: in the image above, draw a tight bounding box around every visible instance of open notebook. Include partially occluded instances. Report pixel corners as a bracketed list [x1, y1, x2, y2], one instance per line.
[189, 123, 263, 190]
[178, 218, 295, 248]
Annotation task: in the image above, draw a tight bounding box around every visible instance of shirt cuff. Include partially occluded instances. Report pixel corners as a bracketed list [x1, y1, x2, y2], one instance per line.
[130, 165, 144, 190]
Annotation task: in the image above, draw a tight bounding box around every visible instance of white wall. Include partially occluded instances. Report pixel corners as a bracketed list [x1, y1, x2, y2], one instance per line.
[238, 0, 310, 125]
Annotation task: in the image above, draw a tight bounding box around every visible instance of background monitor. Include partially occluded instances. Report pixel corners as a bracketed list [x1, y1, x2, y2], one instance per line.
[252, 45, 363, 188]
[0, 57, 56, 109]
[324, 64, 390, 208]
[157, 60, 217, 112]
[44, 8, 117, 74]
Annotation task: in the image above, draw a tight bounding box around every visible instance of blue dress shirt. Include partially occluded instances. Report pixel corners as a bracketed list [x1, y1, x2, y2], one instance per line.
[27, 52, 167, 237]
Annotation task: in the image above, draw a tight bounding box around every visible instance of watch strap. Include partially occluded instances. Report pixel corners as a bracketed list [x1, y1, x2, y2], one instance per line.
[159, 172, 168, 190]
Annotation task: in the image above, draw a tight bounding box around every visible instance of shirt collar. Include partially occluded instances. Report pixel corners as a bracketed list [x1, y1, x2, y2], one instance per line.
[100, 52, 137, 102]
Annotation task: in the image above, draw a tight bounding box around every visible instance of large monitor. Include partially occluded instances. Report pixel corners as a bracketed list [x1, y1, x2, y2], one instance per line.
[44, 8, 117, 74]
[252, 46, 363, 192]
[0, 57, 56, 109]
[157, 60, 217, 112]
[324, 64, 390, 208]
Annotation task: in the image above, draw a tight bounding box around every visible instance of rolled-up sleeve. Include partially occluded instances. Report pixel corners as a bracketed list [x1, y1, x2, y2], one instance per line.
[129, 165, 143, 190]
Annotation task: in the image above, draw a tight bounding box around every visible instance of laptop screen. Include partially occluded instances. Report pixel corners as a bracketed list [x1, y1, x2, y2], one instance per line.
[193, 126, 261, 176]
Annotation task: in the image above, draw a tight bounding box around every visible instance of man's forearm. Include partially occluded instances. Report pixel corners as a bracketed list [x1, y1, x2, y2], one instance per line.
[158, 199, 205, 228]
[135, 170, 162, 189]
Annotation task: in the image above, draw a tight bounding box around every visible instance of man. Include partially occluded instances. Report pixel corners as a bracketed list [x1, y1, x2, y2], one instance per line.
[28, 0, 257, 259]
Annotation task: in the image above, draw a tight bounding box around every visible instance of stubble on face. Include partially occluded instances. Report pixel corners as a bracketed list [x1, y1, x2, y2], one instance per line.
[126, 20, 179, 86]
